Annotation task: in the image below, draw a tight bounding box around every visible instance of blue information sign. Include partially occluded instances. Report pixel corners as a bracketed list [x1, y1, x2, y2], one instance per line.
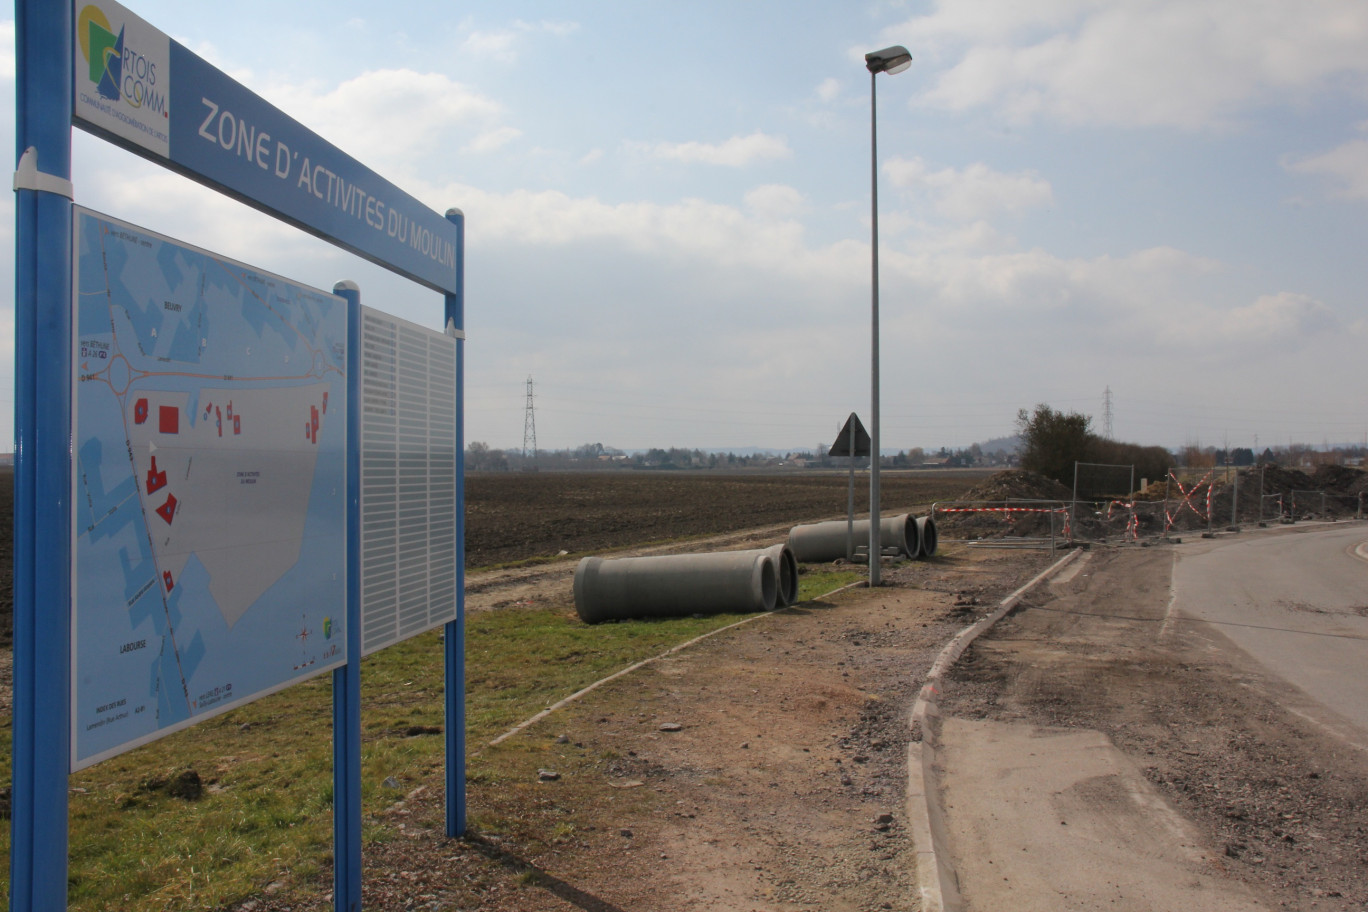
[70, 208, 350, 769]
[73, 0, 459, 295]
[12, 5, 465, 907]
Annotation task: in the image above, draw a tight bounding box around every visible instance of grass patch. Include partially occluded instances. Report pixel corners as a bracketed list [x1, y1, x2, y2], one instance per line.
[797, 569, 865, 601]
[0, 602, 766, 910]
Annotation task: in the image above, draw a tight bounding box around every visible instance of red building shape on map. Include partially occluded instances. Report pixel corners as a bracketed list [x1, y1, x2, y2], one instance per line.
[156, 493, 178, 525]
[159, 405, 179, 434]
[310, 405, 320, 444]
[134, 398, 149, 425]
[233, 414, 241, 435]
[215, 406, 223, 437]
[322, 392, 328, 414]
[146, 456, 167, 494]
[163, 570, 174, 592]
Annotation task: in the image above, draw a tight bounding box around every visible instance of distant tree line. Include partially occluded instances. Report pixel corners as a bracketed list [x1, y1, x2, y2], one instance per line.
[463, 441, 1018, 472]
[465, 423, 1365, 479]
[1181, 442, 1366, 470]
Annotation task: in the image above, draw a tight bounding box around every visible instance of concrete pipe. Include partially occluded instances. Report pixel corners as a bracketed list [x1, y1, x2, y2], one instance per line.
[717, 543, 796, 606]
[574, 551, 778, 624]
[759, 543, 798, 607]
[787, 513, 921, 563]
[916, 514, 938, 558]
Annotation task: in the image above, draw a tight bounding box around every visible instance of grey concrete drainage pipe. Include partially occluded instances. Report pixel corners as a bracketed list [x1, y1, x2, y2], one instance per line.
[574, 551, 778, 624]
[787, 514, 921, 563]
[759, 543, 798, 607]
[916, 515, 938, 558]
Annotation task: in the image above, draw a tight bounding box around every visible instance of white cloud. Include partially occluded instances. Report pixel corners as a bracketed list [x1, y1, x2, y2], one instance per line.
[744, 185, 807, 221]
[632, 132, 792, 167]
[263, 69, 507, 170]
[884, 157, 1053, 222]
[514, 19, 580, 39]
[463, 126, 523, 154]
[898, 0, 1368, 128]
[816, 77, 841, 103]
[81, 163, 344, 273]
[460, 19, 579, 62]
[460, 29, 519, 63]
[1221, 292, 1340, 339]
[1288, 131, 1368, 200]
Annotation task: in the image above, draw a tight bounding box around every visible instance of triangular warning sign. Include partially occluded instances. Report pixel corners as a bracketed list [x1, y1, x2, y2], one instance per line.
[828, 413, 871, 457]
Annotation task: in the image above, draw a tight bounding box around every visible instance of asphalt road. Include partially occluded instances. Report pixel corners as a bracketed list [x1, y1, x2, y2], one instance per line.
[1172, 523, 1368, 737]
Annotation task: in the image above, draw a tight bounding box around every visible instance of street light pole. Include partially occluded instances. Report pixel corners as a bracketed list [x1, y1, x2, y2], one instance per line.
[864, 45, 911, 587]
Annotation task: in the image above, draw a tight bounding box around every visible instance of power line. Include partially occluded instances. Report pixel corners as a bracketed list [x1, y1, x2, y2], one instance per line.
[522, 376, 538, 467]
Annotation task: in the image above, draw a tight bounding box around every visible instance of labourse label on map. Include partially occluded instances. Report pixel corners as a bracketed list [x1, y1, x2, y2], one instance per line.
[71, 207, 348, 770]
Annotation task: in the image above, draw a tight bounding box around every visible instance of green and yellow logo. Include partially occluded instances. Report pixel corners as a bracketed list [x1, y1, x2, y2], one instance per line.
[77, 6, 122, 101]
[77, 4, 166, 114]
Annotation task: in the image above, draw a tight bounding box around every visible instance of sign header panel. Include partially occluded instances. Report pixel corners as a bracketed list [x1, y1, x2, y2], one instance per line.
[71, 0, 460, 295]
[71, 207, 349, 769]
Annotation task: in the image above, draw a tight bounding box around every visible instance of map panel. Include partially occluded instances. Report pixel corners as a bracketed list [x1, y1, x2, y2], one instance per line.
[71, 208, 348, 770]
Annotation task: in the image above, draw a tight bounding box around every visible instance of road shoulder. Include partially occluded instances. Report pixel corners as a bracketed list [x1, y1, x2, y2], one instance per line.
[937, 717, 1267, 911]
[935, 544, 1368, 912]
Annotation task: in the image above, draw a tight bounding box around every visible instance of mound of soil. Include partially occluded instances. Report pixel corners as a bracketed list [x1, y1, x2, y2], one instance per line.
[954, 470, 1073, 503]
[935, 470, 1072, 539]
[1259, 464, 1314, 500]
[1311, 464, 1368, 495]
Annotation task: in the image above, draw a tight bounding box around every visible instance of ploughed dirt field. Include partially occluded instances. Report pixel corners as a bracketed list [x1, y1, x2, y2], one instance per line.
[463, 469, 990, 568]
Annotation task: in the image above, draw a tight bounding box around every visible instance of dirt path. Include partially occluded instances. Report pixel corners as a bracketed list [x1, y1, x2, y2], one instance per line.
[937, 544, 1368, 912]
[244, 544, 1053, 911]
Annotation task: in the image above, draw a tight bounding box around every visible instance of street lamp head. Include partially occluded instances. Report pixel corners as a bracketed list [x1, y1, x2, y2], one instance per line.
[865, 45, 912, 75]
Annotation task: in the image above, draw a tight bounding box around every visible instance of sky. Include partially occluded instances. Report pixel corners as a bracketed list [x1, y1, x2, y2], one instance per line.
[5, 1, 1368, 455]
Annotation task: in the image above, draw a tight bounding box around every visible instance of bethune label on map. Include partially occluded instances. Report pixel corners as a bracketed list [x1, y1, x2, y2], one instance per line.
[70, 208, 348, 770]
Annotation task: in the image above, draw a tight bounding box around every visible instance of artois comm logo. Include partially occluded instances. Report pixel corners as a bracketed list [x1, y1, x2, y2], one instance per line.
[77, 4, 167, 117]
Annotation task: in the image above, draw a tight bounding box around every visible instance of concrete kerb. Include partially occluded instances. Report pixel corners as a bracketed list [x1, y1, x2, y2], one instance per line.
[906, 547, 1086, 912]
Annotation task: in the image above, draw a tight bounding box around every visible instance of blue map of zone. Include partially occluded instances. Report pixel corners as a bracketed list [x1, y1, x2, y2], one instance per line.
[71, 207, 348, 770]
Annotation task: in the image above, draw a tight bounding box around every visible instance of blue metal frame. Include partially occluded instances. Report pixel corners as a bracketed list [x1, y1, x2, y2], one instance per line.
[443, 209, 467, 837]
[12, 3, 74, 909]
[334, 282, 365, 911]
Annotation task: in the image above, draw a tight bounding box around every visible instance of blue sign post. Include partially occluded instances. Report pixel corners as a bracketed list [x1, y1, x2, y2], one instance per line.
[13, 4, 75, 909]
[12, 1, 467, 908]
[443, 209, 468, 838]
